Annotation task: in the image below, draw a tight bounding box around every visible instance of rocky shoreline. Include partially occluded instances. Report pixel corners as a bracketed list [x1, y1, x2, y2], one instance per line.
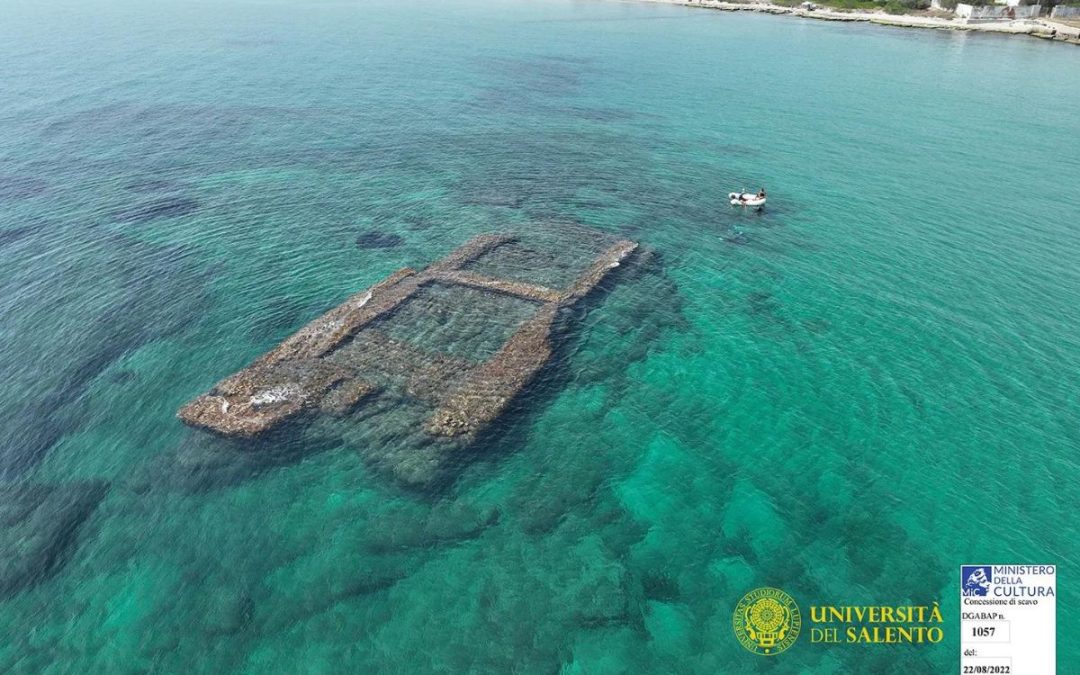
[634, 0, 1080, 45]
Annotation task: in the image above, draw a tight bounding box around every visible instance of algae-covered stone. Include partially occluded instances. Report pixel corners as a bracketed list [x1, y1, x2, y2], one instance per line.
[258, 548, 411, 632]
[573, 568, 629, 627]
[643, 600, 693, 657]
[319, 378, 378, 415]
[720, 477, 791, 562]
[200, 590, 255, 636]
[364, 499, 500, 553]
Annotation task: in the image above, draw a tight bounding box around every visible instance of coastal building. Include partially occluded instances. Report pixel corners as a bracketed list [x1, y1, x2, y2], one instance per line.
[955, 3, 1041, 19]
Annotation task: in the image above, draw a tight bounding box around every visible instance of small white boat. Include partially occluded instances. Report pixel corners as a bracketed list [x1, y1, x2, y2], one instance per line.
[729, 192, 766, 208]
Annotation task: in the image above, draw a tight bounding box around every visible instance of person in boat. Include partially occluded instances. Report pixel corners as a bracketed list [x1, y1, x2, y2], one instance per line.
[757, 187, 766, 199]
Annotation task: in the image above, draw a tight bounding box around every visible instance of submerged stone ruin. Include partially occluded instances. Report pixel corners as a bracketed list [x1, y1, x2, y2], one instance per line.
[179, 226, 637, 485]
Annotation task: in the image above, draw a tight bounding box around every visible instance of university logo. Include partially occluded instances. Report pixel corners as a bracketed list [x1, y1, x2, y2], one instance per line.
[733, 587, 801, 656]
[962, 566, 992, 596]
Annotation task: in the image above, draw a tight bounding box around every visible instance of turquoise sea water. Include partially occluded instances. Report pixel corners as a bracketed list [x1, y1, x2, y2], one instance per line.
[2, 0, 1079, 671]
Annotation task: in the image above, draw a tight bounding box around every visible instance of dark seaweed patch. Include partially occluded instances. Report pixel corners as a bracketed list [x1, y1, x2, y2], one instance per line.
[746, 291, 775, 313]
[246, 296, 306, 339]
[107, 369, 137, 384]
[0, 336, 138, 480]
[468, 56, 636, 124]
[112, 196, 199, 224]
[355, 231, 405, 249]
[900, 384, 926, 415]
[0, 402, 85, 482]
[0, 225, 40, 248]
[488, 55, 585, 98]
[129, 429, 341, 495]
[0, 230, 211, 479]
[0, 175, 47, 199]
[124, 178, 186, 193]
[0, 480, 109, 597]
[641, 572, 681, 602]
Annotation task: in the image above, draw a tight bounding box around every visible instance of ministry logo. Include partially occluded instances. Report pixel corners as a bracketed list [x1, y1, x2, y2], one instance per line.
[962, 566, 992, 596]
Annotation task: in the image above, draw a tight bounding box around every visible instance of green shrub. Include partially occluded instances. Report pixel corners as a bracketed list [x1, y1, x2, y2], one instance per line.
[824, 0, 881, 10]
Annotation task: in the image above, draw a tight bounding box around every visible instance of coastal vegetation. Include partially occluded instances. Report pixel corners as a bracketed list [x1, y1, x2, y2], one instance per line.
[772, 0, 932, 14]
[770, 0, 1074, 14]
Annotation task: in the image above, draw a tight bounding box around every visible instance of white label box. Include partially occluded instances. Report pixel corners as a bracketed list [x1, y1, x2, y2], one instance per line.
[960, 565, 1055, 674]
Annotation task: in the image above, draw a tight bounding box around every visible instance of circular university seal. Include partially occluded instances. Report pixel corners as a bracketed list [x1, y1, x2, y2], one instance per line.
[732, 587, 801, 656]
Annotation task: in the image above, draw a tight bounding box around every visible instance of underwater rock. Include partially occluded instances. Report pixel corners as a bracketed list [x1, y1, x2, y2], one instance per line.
[112, 196, 199, 223]
[258, 551, 411, 632]
[514, 457, 607, 536]
[573, 567, 631, 627]
[640, 572, 681, 603]
[364, 500, 500, 554]
[801, 317, 830, 334]
[724, 230, 751, 246]
[319, 378, 379, 415]
[200, 591, 255, 636]
[0, 480, 109, 597]
[168, 436, 270, 487]
[355, 230, 405, 249]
